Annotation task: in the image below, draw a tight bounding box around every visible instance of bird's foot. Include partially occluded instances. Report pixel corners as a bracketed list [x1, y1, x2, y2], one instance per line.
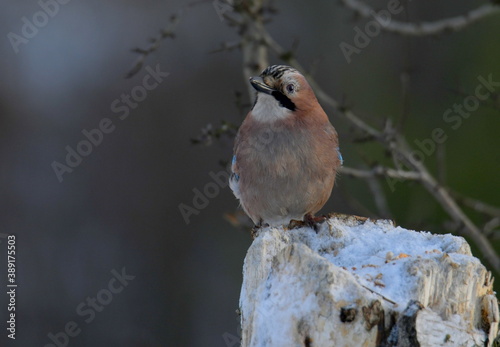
[304, 214, 327, 232]
[288, 214, 327, 232]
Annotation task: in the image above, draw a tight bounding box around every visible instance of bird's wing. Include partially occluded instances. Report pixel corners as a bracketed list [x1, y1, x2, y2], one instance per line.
[336, 147, 344, 166]
[324, 124, 343, 166]
[229, 124, 244, 200]
[229, 154, 241, 199]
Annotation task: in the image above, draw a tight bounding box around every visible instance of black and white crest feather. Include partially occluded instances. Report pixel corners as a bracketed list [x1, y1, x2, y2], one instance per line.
[260, 65, 298, 79]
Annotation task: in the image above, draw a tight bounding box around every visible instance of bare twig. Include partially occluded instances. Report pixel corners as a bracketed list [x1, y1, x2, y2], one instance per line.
[453, 193, 500, 218]
[341, 0, 500, 37]
[126, 0, 216, 78]
[209, 41, 242, 54]
[484, 217, 500, 236]
[340, 166, 421, 181]
[126, 13, 181, 78]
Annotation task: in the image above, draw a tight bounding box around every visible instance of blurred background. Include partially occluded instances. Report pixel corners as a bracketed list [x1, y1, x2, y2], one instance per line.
[0, 0, 499, 346]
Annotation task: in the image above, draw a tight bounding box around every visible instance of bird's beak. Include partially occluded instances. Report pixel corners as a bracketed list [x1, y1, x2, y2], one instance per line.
[249, 77, 275, 95]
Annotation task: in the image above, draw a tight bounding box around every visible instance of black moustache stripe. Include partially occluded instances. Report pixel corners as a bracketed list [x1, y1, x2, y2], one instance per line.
[272, 91, 296, 111]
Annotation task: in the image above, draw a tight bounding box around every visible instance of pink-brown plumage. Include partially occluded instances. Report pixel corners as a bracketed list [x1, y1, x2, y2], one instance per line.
[230, 65, 342, 226]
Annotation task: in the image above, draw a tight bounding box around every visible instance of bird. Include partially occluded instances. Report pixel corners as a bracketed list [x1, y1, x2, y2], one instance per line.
[229, 65, 343, 227]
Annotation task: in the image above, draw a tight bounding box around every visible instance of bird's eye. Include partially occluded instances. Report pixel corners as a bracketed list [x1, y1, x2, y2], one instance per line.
[286, 84, 295, 93]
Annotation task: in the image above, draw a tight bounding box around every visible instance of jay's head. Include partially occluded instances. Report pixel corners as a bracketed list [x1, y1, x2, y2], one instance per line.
[249, 65, 320, 123]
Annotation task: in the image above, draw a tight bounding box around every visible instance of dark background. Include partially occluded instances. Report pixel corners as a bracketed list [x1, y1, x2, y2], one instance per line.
[1, 0, 499, 346]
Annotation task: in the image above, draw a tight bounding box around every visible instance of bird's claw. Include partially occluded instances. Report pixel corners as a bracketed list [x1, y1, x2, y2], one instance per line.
[304, 214, 327, 232]
[287, 214, 327, 232]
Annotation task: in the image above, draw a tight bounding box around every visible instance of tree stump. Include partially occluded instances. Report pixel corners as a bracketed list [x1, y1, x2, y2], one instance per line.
[239, 214, 499, 346]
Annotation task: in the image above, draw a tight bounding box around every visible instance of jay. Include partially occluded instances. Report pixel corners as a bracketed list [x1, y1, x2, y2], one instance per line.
[230, 65, 342, 227]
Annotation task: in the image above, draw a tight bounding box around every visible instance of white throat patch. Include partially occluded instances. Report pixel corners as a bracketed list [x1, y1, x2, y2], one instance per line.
[252, 93, 292, 123]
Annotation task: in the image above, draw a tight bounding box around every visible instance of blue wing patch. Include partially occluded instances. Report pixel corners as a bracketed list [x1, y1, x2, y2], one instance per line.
[229, 155, 241, 199]
[231, 155, 239, 181]
[336, 147, 344, 166]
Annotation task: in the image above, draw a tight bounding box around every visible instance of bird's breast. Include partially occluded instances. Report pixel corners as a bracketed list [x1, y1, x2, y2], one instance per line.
[238, 119, 337, 179]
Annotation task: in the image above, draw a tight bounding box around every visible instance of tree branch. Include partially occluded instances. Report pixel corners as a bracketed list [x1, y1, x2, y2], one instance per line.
[453, 193, 500, 218]
[341, 0, 500, 37]
[340, 166, 421, 181]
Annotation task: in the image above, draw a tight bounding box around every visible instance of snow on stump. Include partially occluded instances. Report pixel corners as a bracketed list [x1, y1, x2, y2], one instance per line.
[239, 214, 499, 347]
